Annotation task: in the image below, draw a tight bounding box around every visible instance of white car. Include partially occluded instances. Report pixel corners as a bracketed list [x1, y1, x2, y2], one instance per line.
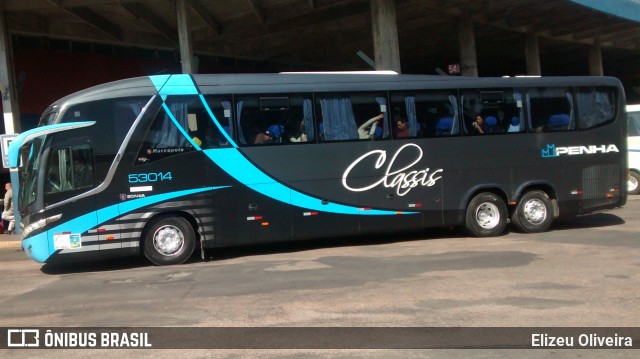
[628, 104, 640, 194]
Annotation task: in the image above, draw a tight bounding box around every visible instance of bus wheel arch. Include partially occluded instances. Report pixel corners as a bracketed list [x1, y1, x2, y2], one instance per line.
[141, 212, 199, 266]
[511, 188, 554, 233]
[464, 190, 509, 237]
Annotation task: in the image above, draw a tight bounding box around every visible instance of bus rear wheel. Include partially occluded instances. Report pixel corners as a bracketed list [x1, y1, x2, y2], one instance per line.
[629, 171, 640, 195]
[511, 190, 553, 233]
[465, 192, 507, 237]
[143, 216, 195, 266]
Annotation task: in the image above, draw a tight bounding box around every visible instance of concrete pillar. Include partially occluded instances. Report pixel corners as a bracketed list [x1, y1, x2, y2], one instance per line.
[525, 33, 541, 76]
[589, 43, 603, 76]
[0, 9, 20, 134]
[176, 0, 194, 74]
[458, 16, 478, 77]
[370, 0, 401, 73]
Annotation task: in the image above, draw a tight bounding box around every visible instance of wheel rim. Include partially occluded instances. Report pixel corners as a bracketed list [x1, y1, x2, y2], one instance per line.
[475, 202, 500, 229]
[629, 176, 639, 192]
[523, 198, 547, 224]
[153, 225, 184, 256]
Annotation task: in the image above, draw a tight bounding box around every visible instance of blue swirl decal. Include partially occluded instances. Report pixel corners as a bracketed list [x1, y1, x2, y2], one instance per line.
[149, 74, 414, 216]
[23, 187, 227, 263]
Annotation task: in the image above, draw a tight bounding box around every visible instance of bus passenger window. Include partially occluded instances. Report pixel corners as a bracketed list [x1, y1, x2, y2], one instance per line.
[45, 144, 94, 195]
[199, 96, 234, 148]
[576, 87, 616, 129]
[316, 93, 389, 141]
[461, 89, 524, 135]
[391, 91, 459, 138]
[527, 87, 574, 132]
[236, 94, 313, 146]
[136, 95, 232, 165]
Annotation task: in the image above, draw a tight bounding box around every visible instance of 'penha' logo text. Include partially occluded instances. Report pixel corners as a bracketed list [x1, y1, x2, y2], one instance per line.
[342, 143, 443, 196]
[542, 144, 619, 158]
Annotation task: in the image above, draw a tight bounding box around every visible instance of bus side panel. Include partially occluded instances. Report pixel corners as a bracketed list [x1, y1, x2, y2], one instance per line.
[290, 178, 360, 240]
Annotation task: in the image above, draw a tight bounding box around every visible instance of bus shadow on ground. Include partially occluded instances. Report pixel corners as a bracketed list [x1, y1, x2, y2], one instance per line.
[40, 255, 154, 275]
[39, 228, 461, 274]
[38, 212, 623, 274]
[550, 212, 625, 231]
[205, 227, 461, 262]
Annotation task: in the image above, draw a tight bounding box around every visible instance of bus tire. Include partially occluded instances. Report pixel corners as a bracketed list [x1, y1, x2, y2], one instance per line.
[143, 216, 195, 266]
[465, 192, 507, 237]
[629, 171, 640, 195]
[511, 190, 553, 233]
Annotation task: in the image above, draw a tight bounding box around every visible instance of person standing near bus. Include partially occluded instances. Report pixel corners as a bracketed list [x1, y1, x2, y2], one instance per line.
[2, 183, 14, 234]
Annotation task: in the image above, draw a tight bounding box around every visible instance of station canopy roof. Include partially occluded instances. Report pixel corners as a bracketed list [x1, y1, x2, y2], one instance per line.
[3, 0, 640, 78]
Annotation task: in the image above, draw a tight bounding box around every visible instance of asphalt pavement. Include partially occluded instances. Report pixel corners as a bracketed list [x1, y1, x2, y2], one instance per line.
[0, 233, 19, 246]
[1, 197, 639, 358]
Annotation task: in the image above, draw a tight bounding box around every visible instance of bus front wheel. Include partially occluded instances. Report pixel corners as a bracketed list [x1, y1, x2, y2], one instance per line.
[143, 216, 195, 266]
[511, 190, 553, 233]
[465, 192, 507, 237]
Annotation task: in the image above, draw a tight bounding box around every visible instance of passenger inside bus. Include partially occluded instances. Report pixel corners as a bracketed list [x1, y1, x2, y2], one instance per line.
[289, 120, 307, 142]
[358, 113, 384, 139]
[254, 130, 274, 145]
[395, 118, 410, 138]
[471, 115, 488, 134]
[74, 157, 92, 188]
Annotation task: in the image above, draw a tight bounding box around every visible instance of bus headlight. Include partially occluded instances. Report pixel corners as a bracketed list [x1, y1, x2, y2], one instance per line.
[22, 214, 62, 238]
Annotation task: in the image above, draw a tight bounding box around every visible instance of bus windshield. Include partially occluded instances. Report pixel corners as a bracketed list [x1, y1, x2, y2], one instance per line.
[19, 137, 45, 211]
[39, 111, 57, 127]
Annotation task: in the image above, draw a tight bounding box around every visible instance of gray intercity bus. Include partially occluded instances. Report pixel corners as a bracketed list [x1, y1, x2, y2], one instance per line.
[8, 73, 627, 265]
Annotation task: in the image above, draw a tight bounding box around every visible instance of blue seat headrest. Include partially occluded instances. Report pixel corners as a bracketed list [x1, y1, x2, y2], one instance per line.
[548, 114, 570, 128]
[266, 124, 284, 137]
[511, 116, 520, 126]
[374, 126, 382, 138]
[485, 116, 497, 127]
[435, 117, 453, 130]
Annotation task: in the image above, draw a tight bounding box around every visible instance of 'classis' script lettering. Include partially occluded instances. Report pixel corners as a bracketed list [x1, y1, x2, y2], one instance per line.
[342, 143, 443, 196]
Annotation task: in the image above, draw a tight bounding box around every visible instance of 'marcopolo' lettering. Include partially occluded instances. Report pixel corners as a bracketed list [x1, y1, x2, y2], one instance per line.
[342, 143, 443, 196]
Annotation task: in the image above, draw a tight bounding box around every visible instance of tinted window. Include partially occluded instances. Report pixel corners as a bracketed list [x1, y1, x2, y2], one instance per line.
[237, 94, 313, 145]
[527, 88, 574, 132]
[136, 95, 230, 164]
[394, 91, 460, 138]
[60, 97, 149, 154]
[462, 89, 524, 135]
[45, 144, 94, 195]
[316, 92, 389, 142]
[576, 87, 616, 129]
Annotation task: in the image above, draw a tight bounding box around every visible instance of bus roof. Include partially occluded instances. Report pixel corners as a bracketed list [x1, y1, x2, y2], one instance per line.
[46, 73, 624, 113]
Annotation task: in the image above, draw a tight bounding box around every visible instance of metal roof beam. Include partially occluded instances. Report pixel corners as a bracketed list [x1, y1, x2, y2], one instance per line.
[3, 0, 140, 11]
[43, 0, 123, 41]
[188, 0, 221, 35]
[120, 2, 178, 45]
[247, 0, 266, 23]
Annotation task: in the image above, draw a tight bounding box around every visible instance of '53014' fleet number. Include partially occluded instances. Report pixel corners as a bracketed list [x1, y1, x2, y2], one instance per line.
[128, 172, 173, 183]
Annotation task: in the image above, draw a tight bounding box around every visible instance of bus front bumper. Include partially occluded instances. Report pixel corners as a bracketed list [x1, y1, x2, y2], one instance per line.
[22, 233, 52, 263]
